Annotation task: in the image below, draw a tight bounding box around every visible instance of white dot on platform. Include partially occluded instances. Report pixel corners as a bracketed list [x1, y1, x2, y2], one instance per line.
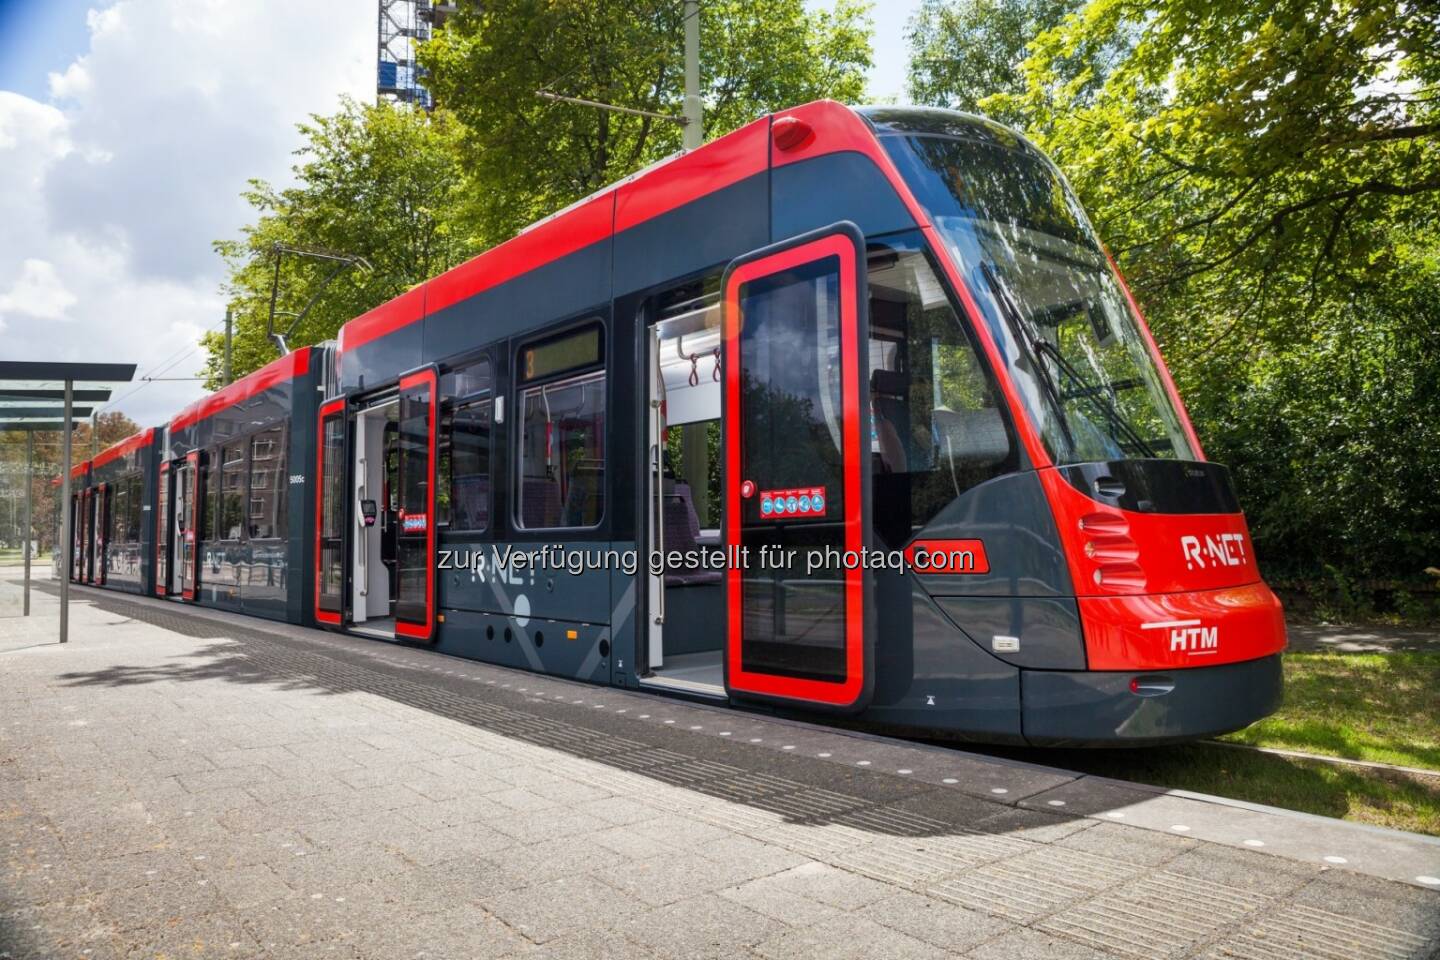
[1243, 839, 1264, 847]
[898, 769, 912, 775]
[1171, 825, 1190, 832]
[1324, 856, 1347, 864]
[991, 788, 1008, 795]
[1416, 876, 1439, 885]
[783, 745, 795, 751]
[1047, 800, 1065, 807]
[719, 732, 731, 737]
[942, 778, 958, 784]
[857, 760, 871, 766]
[1106, 812, 1125, 819]
[750, 738, 763, 743]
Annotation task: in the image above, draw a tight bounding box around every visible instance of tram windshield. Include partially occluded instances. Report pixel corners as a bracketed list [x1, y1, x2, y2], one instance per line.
[879, 123, 1195, 464]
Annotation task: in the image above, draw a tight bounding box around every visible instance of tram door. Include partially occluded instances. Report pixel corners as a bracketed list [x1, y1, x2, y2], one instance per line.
[80, 488, 93, 583]
[156, 462, 170, 596]
[177, 452, 201, 599]
[70, 492, 82, 581]
[95, 482, 109, 585]
[721, 226, 874, 711]
[394, 369, 438, 641]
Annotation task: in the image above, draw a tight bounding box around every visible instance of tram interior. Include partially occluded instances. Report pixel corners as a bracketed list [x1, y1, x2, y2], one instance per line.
[644, 292, 727, 694]
[352, 399, 400, 639]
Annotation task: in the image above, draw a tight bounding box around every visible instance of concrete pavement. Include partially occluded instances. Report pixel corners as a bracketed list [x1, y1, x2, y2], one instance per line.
[1, 583, 1437, 959]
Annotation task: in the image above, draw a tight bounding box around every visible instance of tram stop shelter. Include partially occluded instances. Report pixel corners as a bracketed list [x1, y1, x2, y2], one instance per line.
[0, 361, 137, 643]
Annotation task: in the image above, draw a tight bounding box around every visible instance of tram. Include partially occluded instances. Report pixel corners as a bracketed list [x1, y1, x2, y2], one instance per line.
[65, 101, 1286, 745]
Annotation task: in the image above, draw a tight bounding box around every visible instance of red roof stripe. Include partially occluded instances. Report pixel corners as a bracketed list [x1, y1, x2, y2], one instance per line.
[336, 104, 860, 358]
[169, 347, 313, 433]
[613, 117, 769, 232]
[92, 427, 156, 470]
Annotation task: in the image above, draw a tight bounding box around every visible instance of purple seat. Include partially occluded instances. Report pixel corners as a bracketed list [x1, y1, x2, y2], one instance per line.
[662, 492, 721, 586]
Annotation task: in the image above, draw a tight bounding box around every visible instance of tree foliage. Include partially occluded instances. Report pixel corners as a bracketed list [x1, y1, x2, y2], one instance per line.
[906, 0, 1087, 123]
[0, 411, 140, 550]
[419, 0, 873, 240]
[204, 98, 476, 387]
[912, 0, 1440, 584]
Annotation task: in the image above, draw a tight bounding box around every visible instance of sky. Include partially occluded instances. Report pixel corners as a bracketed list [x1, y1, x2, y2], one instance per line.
[0, 0, 921, 429]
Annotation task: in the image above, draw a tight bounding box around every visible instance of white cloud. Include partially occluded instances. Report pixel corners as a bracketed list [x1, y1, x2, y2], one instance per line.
[0, 259, 78, 324]
[1, 0, 374, 426]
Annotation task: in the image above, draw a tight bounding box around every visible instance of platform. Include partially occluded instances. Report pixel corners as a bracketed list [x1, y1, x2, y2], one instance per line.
[2, 583, 1437, 959]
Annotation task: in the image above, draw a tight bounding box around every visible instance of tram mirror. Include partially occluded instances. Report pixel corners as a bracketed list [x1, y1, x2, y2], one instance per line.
[360, 499, 378, 527]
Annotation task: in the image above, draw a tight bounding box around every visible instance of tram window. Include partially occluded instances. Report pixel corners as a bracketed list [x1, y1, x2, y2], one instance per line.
[248, 426, 286, 539]
[126, 473, 142, 542]
[867, 243, 1019, 545]
[439, 358, 492, 530]
[516, 370, 605, 529]
[111, 481, 128, 545]
[203, 453, 220, 542]
[220, 442, 247, 540]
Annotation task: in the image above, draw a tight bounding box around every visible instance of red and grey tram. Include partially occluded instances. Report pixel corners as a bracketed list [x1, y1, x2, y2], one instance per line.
[66, 101, 1286, 745]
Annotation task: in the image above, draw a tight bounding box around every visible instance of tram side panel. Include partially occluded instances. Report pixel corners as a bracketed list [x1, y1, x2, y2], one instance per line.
[165, 346, 326, 625]
[88, 428, 162, 597]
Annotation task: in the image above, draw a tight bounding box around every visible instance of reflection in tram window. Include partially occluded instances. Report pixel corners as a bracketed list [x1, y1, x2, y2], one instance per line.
[220, 442, 246, 540]
[439, 357, 492, 531]
[248, 426, 287, 539]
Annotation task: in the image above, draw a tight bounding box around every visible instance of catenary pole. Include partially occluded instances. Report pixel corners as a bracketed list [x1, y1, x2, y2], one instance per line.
[683, 0, 702, 151]
[223, 307, 233, 386]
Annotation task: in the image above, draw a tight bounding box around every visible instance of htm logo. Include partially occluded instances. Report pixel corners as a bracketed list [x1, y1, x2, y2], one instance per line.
[1180, 532, 1249, 571]
[1141, 618, 1219, 655]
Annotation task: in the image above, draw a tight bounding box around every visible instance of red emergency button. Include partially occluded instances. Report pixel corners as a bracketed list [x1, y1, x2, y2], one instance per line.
[740, 480, 756, 498]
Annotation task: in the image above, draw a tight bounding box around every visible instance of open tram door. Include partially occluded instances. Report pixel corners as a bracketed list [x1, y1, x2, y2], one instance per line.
[178, 450, 201, 600]
[95, 482, 109, 586]
[722, 224, 874, 712]
[393, 368, 439, 641]
[155, 460, 170, 596]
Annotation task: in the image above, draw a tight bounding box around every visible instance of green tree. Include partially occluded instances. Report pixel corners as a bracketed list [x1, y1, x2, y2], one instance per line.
[204, 98, 476, 385]
[906, 0, 1085, 122]
[419, 0, 873, 242]
[959, 0, 1440, 585]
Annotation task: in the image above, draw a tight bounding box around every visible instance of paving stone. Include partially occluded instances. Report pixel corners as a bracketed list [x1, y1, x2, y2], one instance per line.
[482, 874, 649, 943]
[859, 891, 1015, 952]
[735, 863, 894, 911]
[6, 584, 1437, 960]
[618, 893, 786, 960]
[963, 927, 1126, 959]
[756, 915, 955, 960]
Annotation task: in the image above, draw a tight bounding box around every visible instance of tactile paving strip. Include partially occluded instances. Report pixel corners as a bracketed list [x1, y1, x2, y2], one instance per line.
[928, 845, 1142, 922]
[1038, 871, 1272, 957]
[1202, 903, 1435, 960]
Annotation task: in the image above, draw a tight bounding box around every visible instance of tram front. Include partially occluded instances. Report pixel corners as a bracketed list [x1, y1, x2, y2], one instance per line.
[856, 107, 1285, 744]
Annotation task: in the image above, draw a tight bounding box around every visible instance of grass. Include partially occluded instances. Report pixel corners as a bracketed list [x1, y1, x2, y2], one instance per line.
[1220, 651, 1440, 770]
[1031, 744, 1440, 836]
[1009, 651, 1440, 836]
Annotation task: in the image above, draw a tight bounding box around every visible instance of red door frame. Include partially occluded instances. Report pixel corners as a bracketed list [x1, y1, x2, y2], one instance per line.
[721, 224, 872, 710]
[81, 487, 93, 583]
[155, 460, 170, 596]
[314, 397, 347, 626]
[395, 367, 438, 642]
[95, 482, 108, 585]
[182, 450, 201, 601]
